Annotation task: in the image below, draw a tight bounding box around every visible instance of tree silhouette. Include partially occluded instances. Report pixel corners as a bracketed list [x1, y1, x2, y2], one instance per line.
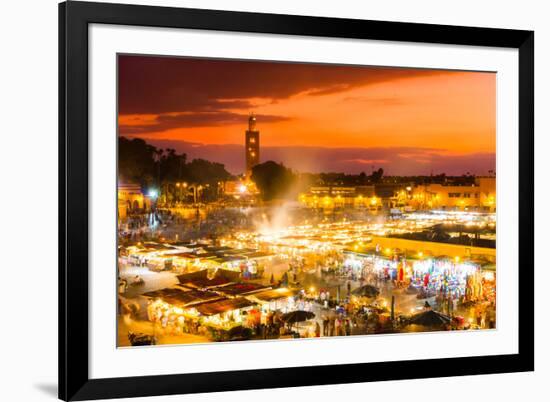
[371, 168, 384, 183]
[251, 161, 295, 201]
[118, 137, 232, 200]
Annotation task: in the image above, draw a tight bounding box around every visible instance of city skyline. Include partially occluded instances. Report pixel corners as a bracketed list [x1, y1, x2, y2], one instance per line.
[118, 55, 496, 176]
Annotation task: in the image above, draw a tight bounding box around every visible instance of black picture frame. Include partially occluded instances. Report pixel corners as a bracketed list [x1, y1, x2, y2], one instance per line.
[59, 1, 534, 400]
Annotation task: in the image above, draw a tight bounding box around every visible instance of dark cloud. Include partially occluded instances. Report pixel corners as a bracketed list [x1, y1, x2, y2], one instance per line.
[119, 112, 291, 135]
[118, 55, 448, 115]
[139, 138, 495, 176]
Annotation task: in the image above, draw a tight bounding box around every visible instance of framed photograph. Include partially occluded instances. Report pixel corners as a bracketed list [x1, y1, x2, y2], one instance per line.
[59, 1, 534, 400]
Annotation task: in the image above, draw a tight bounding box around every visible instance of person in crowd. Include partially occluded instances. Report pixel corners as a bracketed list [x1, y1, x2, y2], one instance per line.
[476, 310, 483, 327]
[266, 311, 274, 336]
[329, 317, 335, 337]
[177, 315, 185, 334]
[322, 314, 329, 336]
[335, 317, 342, 336]
[345, 319, 351, 336]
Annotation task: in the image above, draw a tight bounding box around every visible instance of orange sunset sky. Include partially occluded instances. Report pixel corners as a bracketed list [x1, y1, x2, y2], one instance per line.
[118, 55, 496, 176]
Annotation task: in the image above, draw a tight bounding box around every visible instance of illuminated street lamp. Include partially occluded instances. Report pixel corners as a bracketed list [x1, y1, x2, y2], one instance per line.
[148, 189, 158, 199]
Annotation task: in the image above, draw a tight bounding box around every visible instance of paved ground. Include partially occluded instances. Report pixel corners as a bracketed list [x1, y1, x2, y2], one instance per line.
[118, 314, 209, 347]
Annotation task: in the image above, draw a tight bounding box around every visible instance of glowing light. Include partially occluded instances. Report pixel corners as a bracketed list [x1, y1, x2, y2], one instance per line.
[239, 184, 247, 193]
[483, 271, 495, 281]
[148, 189, 158, 199]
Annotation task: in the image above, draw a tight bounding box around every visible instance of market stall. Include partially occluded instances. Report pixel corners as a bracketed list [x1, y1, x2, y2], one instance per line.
[176, 269, 241, 290]
[246, 288, 300, 314]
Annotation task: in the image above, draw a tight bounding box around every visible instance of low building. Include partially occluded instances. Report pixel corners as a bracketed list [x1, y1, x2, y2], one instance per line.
[410, 177, 496, 212]
[299, 185, 378, 210]
[118, 182, 151, 221]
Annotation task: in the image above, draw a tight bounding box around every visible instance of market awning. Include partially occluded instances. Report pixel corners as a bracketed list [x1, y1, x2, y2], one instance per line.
[212, 256, 246, 264]
[212, 282, 270, 297]
[177, 269, 240, 289]
[142, 287, 223, 307]
[194, 297, 256, 316]
[195, 252, 218, 259]
[169, 252, 199, 259]
[184, 243, 209, 249]
[408, 310, 451, 328]
[203, 246, 233, 253]
[223, 248, 257, 255]
[141, 242, 177, 251]
[142, 287, 183, 299]
[245, 251, 274, 259]
[250, 288, 299, 302]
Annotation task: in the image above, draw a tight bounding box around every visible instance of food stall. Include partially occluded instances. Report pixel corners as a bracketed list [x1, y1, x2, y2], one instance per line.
[246, 288, 300, 315]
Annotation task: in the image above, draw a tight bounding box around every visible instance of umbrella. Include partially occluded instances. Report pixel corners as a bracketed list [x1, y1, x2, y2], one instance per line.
[227, 325, 253, 341]
[281, 310, 315, 335]
[281, 310, 315, 324]
[351, 285, 380, 298]
[409, 310, 451, 328]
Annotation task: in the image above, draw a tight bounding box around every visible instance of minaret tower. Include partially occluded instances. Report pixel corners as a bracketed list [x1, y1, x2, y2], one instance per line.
[245, 114, 260, 179]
